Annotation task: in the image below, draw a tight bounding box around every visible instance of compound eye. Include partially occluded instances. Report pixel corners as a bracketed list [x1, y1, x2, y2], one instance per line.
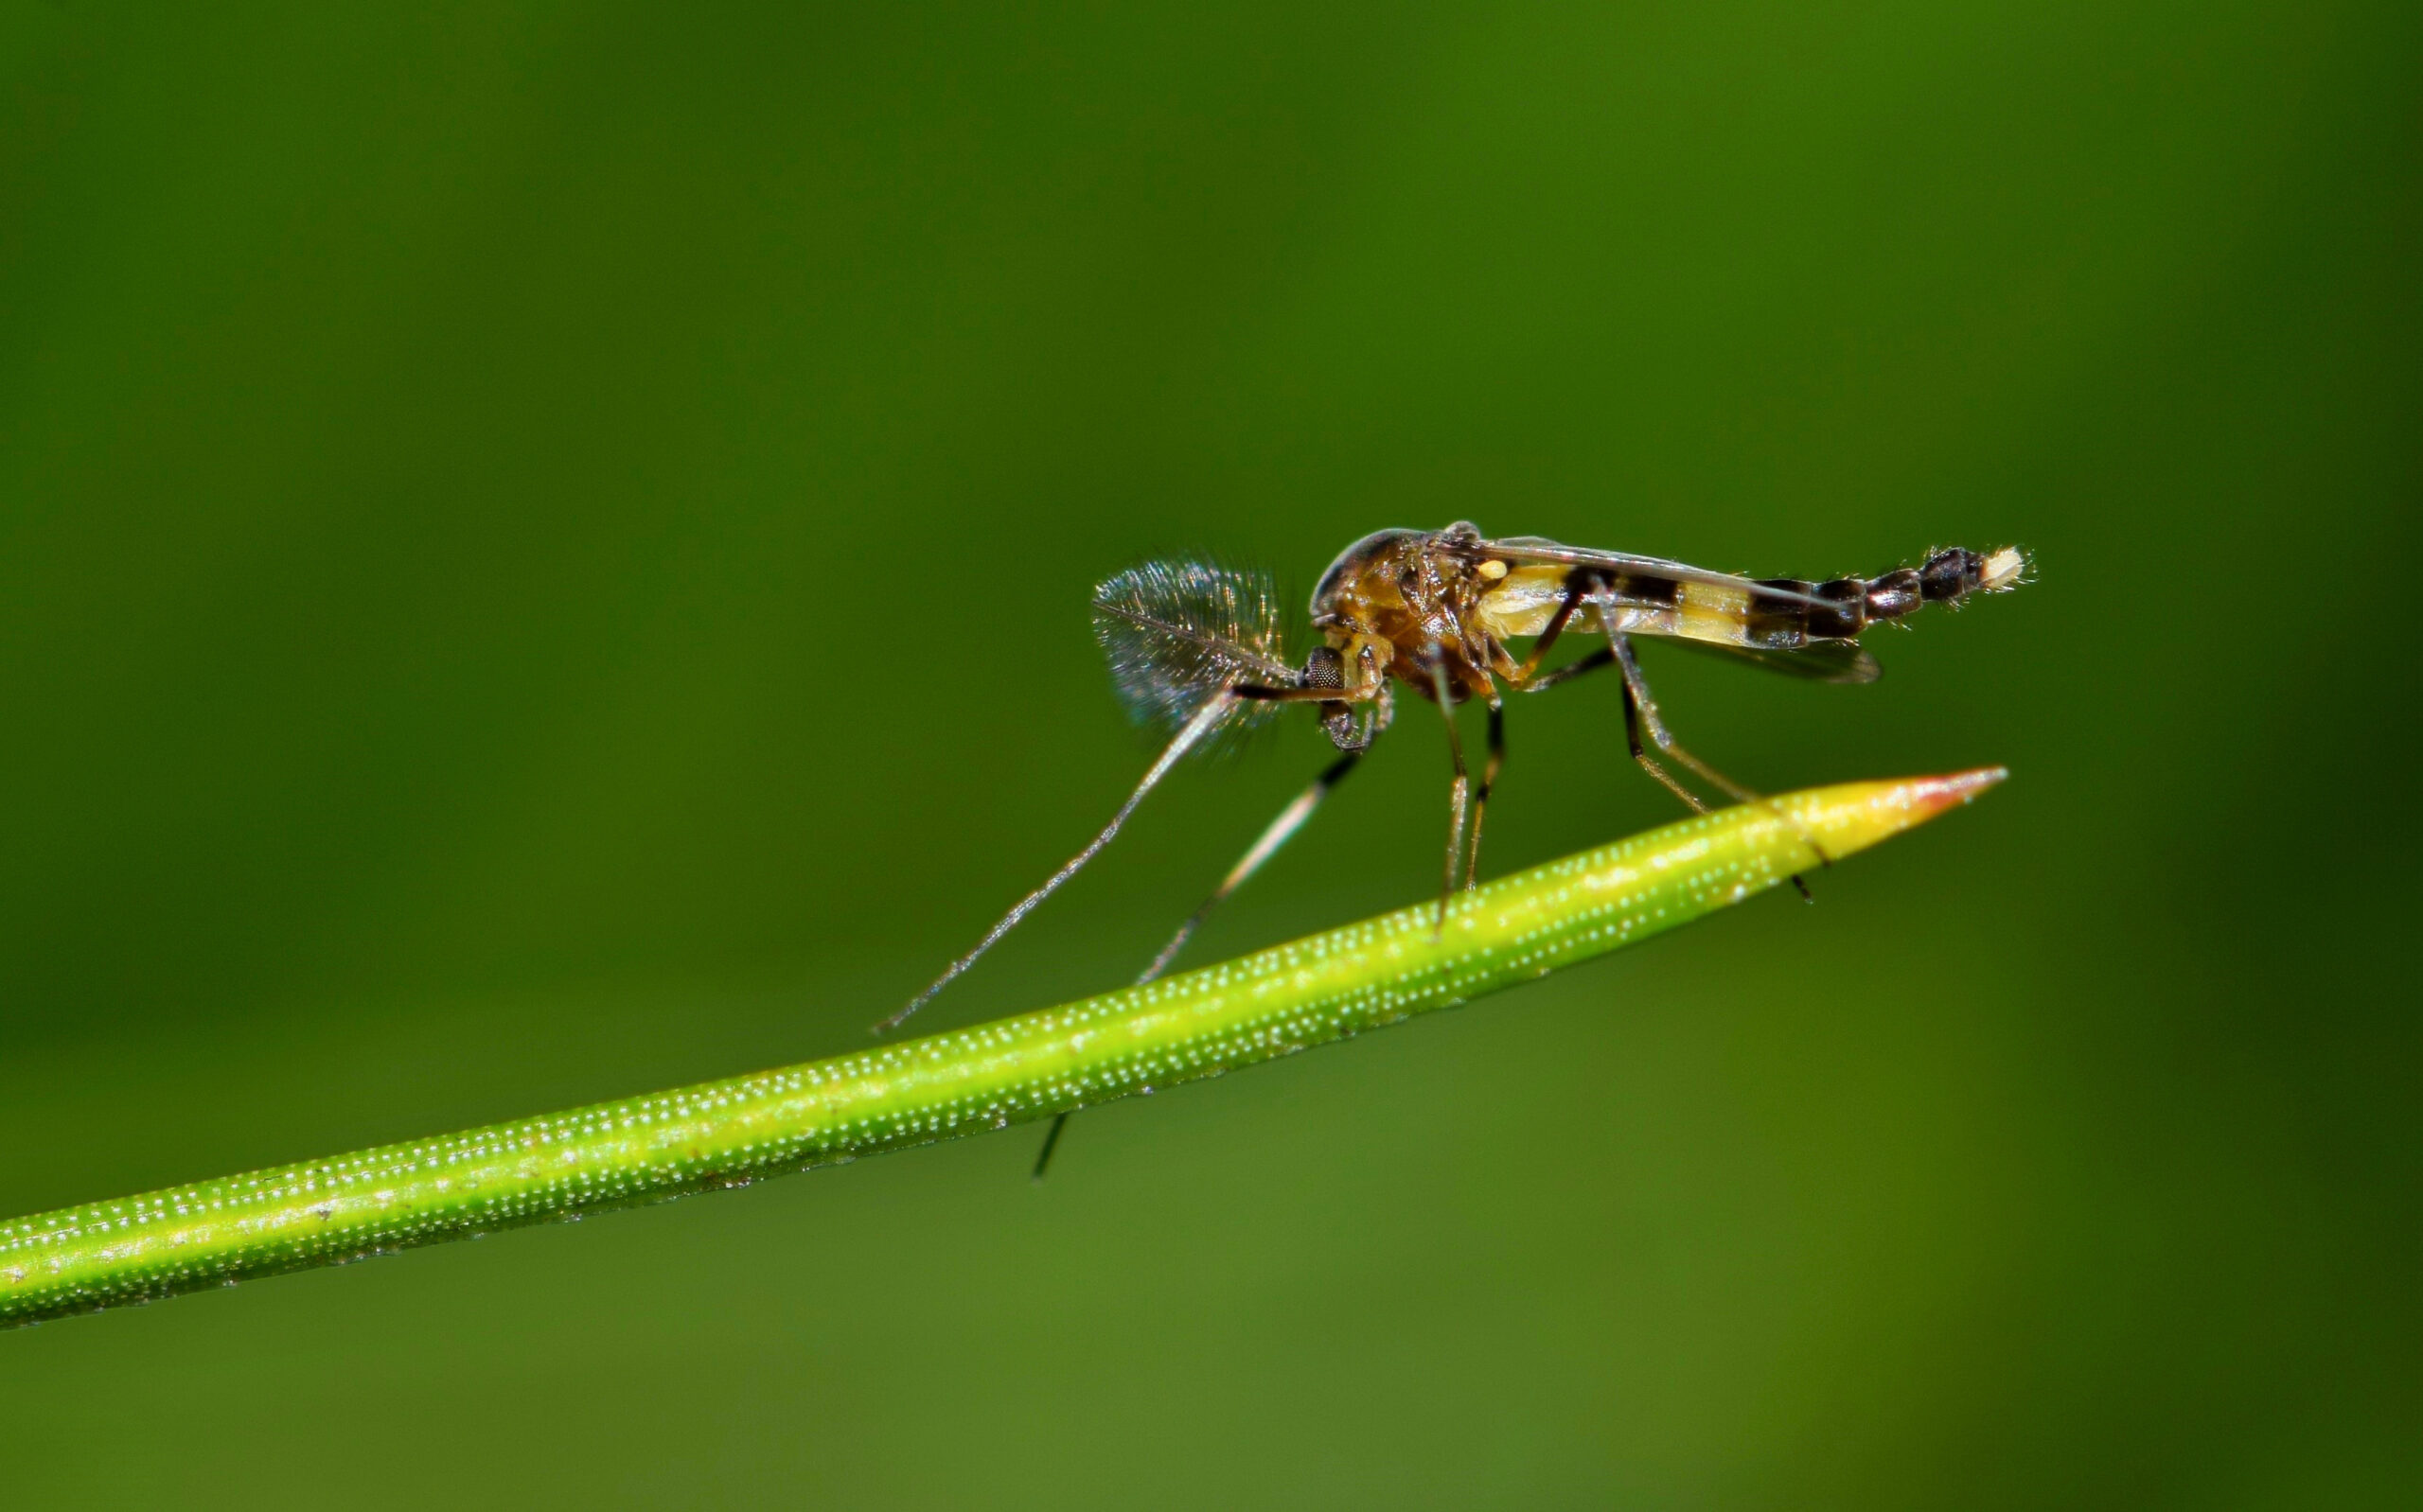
[1303, 645, 1347, 692]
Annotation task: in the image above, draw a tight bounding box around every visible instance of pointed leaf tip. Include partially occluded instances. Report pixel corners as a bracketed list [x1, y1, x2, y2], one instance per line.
[1908, 765, 2009, 812]
[1782, 766, 2008, 865]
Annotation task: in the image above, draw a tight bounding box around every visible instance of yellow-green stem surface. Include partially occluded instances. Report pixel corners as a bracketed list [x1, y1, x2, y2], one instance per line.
[1, 770, 2001, 1328]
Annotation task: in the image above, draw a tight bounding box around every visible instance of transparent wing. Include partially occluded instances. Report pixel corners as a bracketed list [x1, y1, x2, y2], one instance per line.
[1478, 535, 1833, 609]
[1092, 559, 1299, 744]
[1654, 636, 1883, 684]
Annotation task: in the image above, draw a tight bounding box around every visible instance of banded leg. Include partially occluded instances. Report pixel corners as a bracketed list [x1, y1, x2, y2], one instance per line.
[1519, 636, 1712, 808]
[1522, 630, 1817, 896]
[1462, 694, 1504, 891]
[1605, 624, 1760, 806]
[1139, 749, 1366, 983]
[1034, 746, 1372, 1180]
[1520, 643, 1612, 694]
[1504, 572, 1589, 685]
[875, 692, 1241, 1034]
[1430, 660, 1471, 930]
[1616, 665, 1713, 817]
[1601, 619, 1829, 889]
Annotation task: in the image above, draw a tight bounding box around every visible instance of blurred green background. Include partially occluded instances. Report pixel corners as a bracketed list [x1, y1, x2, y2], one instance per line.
[3, 1, 2415, 1504]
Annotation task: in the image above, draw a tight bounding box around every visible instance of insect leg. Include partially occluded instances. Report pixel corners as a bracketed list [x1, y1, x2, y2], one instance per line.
[1601, 621, 1828, 891]
[1519, 644, 1614, 694]
[1617, 664, 1712, 816]
[1032, 745, 1370, 1182]
[875, 691, 1240, 1034]
[1430, 660, 1471, 931]
[1028, 1114, 1073, 1180]
[1505, 573, 1589, 685]
[1138, 748, 1367, 983]
[1234, 682, 1360, 704]
[1463, 690, 1505, 891]
[1517, 628, 1735, 810]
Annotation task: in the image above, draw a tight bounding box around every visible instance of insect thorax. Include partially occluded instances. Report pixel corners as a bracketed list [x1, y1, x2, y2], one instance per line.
[1308, 524, 1497, 673]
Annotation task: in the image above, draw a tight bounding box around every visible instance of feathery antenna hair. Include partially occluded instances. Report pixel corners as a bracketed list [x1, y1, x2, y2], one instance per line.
[1091, 559, 1297, 733]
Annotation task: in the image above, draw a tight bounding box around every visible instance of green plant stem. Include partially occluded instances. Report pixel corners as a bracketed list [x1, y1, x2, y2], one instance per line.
[1, 769, 2002, 1328]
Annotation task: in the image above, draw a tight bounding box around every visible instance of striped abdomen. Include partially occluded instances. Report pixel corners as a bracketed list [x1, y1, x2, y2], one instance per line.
[1736, 546, 2028, 648]
[1570, 546, 2027, 651]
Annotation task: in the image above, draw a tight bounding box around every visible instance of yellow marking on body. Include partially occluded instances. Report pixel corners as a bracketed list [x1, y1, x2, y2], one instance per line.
[1474, 566, 1567, 639]
[1600, 604, 1680, 638]
[1675, 580, 1754, 646]
[1477, 558, 1509, 580]
[1346, 633, 1394, 684]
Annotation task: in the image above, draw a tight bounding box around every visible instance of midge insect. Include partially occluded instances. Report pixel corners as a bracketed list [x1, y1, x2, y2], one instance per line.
[875, 522, 2026, 1169]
